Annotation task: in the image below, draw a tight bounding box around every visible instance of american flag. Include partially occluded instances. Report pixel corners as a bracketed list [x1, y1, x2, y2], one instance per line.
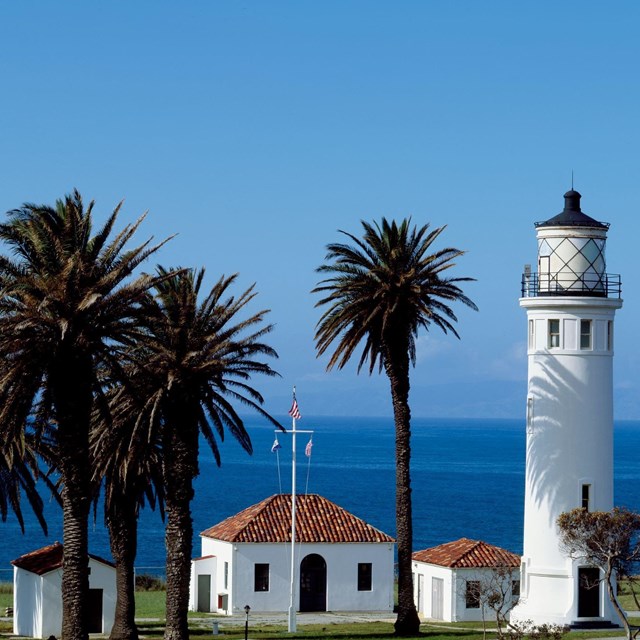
[305, 439, 313, 457]
[289, 398, 301, 420]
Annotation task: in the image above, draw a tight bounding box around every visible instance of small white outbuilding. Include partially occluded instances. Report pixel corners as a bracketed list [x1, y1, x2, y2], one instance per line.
[12, 542, 116, 638]
[413, 538, 521, 622]
[190, 493, 395, 615]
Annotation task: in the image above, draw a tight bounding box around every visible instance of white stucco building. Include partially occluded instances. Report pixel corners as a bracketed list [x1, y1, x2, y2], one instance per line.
[189, 493, 395, 615]
[512, 190, 622, 627]
[12, 542, 116, 638]
[413, 538, 520, 622]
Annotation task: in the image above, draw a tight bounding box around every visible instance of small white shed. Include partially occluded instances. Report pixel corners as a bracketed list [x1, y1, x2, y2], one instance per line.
[413, 538, 521, 622]
[12, 542, 116, 638]
[190, 493, 395, 615]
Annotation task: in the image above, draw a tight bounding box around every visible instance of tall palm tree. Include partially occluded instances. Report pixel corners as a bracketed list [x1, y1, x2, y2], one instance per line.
[313, 218, 477, 636]
[90, 379, 165, 640]
[131, 267, 281, 640]
[0, 190, 168, 640]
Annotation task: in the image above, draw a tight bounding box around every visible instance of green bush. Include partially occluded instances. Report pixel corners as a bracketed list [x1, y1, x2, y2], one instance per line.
[135, 573, 166, 591]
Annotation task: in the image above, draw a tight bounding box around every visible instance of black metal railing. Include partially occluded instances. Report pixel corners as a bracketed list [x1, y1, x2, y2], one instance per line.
[521, 272, 622, 298]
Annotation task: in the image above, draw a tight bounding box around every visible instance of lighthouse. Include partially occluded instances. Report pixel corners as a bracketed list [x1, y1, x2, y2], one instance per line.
[512, 190, 622, 626]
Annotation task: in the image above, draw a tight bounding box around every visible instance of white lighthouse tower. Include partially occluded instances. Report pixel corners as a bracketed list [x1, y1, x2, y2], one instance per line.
[512, 189, 622, 627]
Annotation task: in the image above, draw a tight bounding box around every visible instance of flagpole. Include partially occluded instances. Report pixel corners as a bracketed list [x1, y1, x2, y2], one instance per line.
[275, 388, 311, 634]
[288, 413, 297, 633]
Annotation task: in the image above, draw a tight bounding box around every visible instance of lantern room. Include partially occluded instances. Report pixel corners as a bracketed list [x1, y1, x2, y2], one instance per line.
[521, 190, 621, 298]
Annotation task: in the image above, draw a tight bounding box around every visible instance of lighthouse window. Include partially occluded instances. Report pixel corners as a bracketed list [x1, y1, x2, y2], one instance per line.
[548, 319, 560, 348]
[528, 320, 534, 349]
[580, 320, 592, 350]
[607, 321, 613, 350]
[582, 484, 591, 511]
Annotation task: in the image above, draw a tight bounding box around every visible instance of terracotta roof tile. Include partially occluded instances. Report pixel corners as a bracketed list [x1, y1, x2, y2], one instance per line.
[11, 542, 115, 575]
[413, 538, 520, 568]
[201, 494, 394, 544]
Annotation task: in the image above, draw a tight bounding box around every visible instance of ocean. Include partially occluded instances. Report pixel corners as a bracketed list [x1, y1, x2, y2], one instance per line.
[2, 416, 640, 579]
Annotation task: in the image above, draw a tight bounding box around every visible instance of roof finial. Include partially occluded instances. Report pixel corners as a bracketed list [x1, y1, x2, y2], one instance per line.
[571, 169, 574, 190]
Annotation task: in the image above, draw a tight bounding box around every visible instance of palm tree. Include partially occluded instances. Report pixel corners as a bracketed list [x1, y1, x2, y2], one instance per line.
[0, 435, 55, 535]
[0, 190, 168, 640]
[313, 218, 477, 635]
[90, 379, 165, 640]
[131, 267, 281, 640]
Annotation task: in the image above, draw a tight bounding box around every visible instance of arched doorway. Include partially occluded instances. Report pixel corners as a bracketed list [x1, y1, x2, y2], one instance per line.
[300, 554, 327, 612]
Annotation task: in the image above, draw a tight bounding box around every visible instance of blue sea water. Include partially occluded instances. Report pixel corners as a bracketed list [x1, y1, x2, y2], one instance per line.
[2, 417, 640, 579]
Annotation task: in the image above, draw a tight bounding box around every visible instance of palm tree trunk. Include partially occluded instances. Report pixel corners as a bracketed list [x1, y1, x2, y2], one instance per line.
[54, 353, 93, 640]
[107, 491, 139, 640]
[60, 476, 91, 640]
[163, 423, 198, 640]
[384, 342, 421, 636]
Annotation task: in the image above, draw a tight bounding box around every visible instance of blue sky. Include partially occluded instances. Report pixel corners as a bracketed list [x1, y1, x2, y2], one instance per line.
[1, 1, 639, 419]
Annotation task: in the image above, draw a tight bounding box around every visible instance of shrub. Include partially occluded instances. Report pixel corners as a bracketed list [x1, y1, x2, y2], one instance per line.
[135, 574, 166, 591]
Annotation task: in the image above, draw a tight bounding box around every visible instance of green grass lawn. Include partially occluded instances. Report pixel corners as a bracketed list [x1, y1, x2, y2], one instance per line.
[1, 583, 638, 639]
[0, 583, 11, 617]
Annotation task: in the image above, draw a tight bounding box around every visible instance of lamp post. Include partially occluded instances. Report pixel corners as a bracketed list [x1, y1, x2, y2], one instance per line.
[244, 605, 251, 640]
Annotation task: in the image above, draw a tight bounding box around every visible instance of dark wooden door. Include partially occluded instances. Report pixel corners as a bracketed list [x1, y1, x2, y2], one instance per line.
[578, 567, 600, 617]
[300, 554, 327, 612]
[87, 588, 103, 633]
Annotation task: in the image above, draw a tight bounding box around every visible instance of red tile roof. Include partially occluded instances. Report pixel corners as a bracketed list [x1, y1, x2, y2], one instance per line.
[412, 538, 520, 568]
[11, 542, 115, 575]
[201, 494, 395, 544]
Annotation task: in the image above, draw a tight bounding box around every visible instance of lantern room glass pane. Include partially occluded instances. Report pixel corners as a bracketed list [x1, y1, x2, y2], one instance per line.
[538, 240, 552, 256]
[581, 240, 601, 263]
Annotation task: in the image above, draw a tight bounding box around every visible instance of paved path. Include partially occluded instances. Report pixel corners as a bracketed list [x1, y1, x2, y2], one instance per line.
[174, 610, 397, 633]
[219, 610, 395, 625]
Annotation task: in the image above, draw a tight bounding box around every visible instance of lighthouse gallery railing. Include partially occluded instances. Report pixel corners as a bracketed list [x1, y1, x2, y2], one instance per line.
[521, 272, 622, 298]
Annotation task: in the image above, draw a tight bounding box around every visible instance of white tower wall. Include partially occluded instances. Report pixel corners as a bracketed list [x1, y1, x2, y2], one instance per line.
[512, 190, 622, 628]
[514, 298, 620, 624]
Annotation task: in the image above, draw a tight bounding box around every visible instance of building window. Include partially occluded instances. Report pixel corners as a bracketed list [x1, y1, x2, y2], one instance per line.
[580, 320, 592, 350]
[529, 320, 535, 349]
[254, 564, 269, 592]
[224, 561, 229, 589]
[512, 579, 521, 598]
[548, 319, 560, 348]
[465, 580, 480, 608]
[607, 321, 613, 350]
[358, 563, 372, 591]
[582, 484, 591, 511]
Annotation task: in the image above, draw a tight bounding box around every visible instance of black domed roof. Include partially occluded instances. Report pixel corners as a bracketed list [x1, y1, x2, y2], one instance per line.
[535, 190, 609, 229]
